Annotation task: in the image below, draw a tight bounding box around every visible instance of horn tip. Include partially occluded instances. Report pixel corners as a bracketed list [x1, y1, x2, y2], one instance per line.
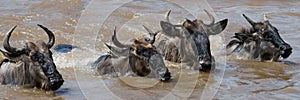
[142, 25, 150, 31]
[37, 24, 46, 29]
[167, 10, 171, 13]
[11, 25, 17, 30]
[37, 24, 43, 27]
[165, 10, 171, 17]
[7, 25, 17, 35]
[112, 27, 117, 36]
[142, 25, 147, 30]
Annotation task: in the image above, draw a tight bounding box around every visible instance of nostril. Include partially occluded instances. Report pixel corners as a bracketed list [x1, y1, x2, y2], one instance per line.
[286, 45, 292, 50]
[279, 45, 286, 50]
[50, 77, 64, 83]
[200, 63, 212, 72]
[161, 72, 171, 81]
[59, 79, 64, 83]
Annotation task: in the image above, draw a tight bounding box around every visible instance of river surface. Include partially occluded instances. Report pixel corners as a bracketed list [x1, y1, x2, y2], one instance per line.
[0, 0, 299, 100]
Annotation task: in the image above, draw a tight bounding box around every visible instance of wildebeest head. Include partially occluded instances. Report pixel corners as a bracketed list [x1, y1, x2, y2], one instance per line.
[227, 14, 292, 60]
[160, 10, 228, 71]
[242, 14, 292, 58]
[104, 27, 171, 81]
[0, 25, 63, 90]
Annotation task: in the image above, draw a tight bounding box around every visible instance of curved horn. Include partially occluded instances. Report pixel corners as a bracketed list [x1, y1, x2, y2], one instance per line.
[0, 49, 10, 57]
[164, 10, 182, 27]
[37, 24, 55, 48]
[104, 42, 129, 56]
[3, 26, 18, 53]
[165, 10, 171, 23]
[204, 9, 215, 26]
[111, 27, 131, 48]
[242, 14, 255, 26]
[142, 25, 160, 44]
[0, 49, 20, 58]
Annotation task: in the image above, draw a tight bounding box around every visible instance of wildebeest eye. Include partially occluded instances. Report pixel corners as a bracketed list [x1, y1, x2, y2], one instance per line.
[30, 52, 45, 63]
[145, 38, 151, 43]
[136, 46, 152, 57]
[262, 31, 273, 41]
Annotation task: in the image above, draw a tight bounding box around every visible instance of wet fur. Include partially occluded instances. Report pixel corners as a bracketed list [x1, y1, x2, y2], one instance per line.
[154, 10, 228, 71]
[0, 25, 63, 90]
[93, 36, 171, 80]
[227, 15, 292, 61]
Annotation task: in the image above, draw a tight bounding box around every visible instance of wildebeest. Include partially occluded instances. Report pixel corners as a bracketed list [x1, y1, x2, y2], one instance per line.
[0, 25, 64, 91]
[226, 14, 292, 61]
[91, 27, 171, 81]
[153, 10, 228, 71]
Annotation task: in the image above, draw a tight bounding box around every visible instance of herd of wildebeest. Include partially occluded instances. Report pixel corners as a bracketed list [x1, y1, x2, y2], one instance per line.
[0, 10, 292, 91]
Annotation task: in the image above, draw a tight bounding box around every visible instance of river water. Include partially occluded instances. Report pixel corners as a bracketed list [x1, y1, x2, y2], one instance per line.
[0, 0, 299, 100]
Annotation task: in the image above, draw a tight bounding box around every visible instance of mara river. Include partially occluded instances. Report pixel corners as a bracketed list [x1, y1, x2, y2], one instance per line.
[0, 0, 299, 100]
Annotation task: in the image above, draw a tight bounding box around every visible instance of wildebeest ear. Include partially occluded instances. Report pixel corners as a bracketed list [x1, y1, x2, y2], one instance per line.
[207, 19, 228, 35]
[104, 42, 129, 56]
[160, 21, 181, 37]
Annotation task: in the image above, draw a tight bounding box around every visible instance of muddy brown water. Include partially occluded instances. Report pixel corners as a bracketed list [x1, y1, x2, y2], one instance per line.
[0, 0, 299, 100]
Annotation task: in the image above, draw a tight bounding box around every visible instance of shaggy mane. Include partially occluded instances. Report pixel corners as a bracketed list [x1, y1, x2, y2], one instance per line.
[239, 27, 256, 35]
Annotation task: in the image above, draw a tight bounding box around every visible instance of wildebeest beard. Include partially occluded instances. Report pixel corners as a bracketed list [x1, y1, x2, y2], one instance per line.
[92, 27, 171, 81]
[226, 14, 292, 61]
[0, 24, 64, 91]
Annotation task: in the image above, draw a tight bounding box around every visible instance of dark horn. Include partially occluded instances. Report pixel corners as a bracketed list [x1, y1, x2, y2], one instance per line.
[204, 9, 215, 26]
[142, 25, 154, 34]
[142, 25, 160, 44]
[165, 10, 171, 23]
[3, 25, 18, 53]
[242, 14, 255, 26]
[0, 49, 20, 58]
[0, 49, 10, 57]
[104, 42, 129, 56]
[37, 24, 55, 48]
[111, 27, 130, 48]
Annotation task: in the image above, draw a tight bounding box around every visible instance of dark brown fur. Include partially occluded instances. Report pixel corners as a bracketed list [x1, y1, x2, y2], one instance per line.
[92, 28, 171, 81]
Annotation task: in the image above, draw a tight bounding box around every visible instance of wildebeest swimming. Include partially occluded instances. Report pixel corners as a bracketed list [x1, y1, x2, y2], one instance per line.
[153, 10, 228, 71]
[226, 14, 292, 61]
[91, 27, 171, 81]
[0, 25, 64, 91]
